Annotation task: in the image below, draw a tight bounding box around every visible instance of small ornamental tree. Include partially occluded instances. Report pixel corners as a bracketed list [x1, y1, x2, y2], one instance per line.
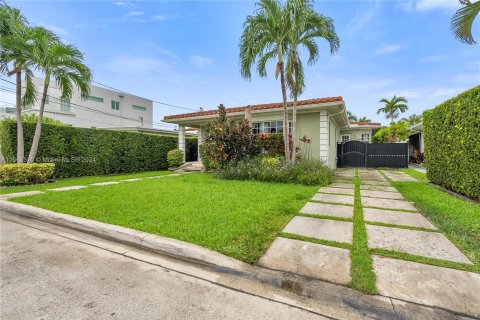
[202, 105, 258, 170]
[373, 121, 411, 143]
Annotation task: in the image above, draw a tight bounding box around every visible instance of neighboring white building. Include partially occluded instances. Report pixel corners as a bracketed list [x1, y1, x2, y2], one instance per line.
[338, 122, 383, 143]
[23, 77, 153, 129]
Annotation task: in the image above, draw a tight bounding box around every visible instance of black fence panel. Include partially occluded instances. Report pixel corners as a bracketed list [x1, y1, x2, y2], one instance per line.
[366, 143, 408, 168]
[338, 141, 408, 168]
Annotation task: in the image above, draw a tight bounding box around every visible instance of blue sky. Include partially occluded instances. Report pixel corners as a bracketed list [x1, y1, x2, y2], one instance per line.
[4, 0, 480, 127]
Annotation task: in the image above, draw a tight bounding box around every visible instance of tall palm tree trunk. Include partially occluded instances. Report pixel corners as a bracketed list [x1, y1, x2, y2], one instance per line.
[15, 69, 24, 163]
[278, 62, 290, 161]
[27, 73, 49, 163]
[291, 96, 297, 163]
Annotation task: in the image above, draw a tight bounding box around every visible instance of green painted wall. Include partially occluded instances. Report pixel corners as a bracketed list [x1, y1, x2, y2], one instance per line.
[296, 112, 320, 159]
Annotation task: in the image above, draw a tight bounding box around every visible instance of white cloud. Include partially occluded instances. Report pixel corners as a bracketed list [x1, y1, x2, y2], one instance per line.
[107, 56, 170, 76]
[127, 11, 144, 16]
[418, 54, 448, 62]
[431, 88, 461, 97]
[190, 55, 213, 68]
[375, 44, 404, 54]
[345, 0, 381, 36]
[401, 0, 460, 12]
[46, 25, 69, 36]
[387, 90, 421, 98]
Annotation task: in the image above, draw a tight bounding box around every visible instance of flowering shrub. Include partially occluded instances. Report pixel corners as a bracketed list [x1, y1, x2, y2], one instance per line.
[201, 105, 258, 170]
[0, 163, 55, 186]
[256, 133, 284, 157]
[215, 157, 333, 186]
[412, 149, 424, 164]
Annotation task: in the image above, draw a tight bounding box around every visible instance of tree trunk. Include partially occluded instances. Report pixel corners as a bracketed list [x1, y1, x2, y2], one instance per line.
[278, 62, 290, 162]
[291, 95, 297, 163]
[27, 73, 50, 163]
[15, 70, 24, 163]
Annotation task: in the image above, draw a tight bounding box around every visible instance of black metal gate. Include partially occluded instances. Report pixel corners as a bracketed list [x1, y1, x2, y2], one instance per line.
[337, 141, 408, 168]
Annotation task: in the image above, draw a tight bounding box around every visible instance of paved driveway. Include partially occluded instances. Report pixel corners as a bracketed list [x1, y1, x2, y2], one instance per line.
[0, 217, 324, 320]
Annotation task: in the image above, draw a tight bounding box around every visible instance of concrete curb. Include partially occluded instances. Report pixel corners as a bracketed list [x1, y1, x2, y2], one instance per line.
[0, 200, 475, 319]
[0, 200, 247, 271]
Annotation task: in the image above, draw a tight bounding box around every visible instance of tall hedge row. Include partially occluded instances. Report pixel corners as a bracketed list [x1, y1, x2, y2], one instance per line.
[0, 121, 179, 178]
[423, 86, 480, 200]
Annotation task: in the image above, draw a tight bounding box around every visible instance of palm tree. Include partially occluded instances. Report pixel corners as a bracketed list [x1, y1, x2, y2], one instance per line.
[377, 96, 409, 124]
[347, 111, 358, 122]
[240, 0, 292, 160]
[358, 116, 371, 123]
[401, 113, 422, 126]
[285, 0, 339, 162]
[451, 0, 480, 44]
[0, 3, 37, 163]
[27, 28, 92, 163]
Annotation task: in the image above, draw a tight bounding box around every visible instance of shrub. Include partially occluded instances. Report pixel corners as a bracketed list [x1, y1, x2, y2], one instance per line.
[202, 105, 258, 169]
[0, 122, 178, 178]
[373, 121, 411, 143]
[215, 157, 333, 186]
[256, 133, 284, 157]
[0, 163, 55, 186]
[424, 86, 480, 200]
[167, 149, 184, 168]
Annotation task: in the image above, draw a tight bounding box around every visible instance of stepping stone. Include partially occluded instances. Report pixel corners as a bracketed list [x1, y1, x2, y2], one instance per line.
[166, 174, 181, 177]
[48, 185, 87, 192]
[299, 202, 353, 219]
[366, 225, 472, 264]
[317, 187, 354, 196]
[363, 208, 437, 229]
[145, 176, 165, 179]
[283, 216, 353, 243]
[0, 191, 44, 200]
[361, 190, 404, 200]
[312, 193, 354, 205]
[90, 181, 120, 186]
[359, 172, 385, 181]
[120, 178, 143, 182]
[362, 197, 417, 211]
[361, 180, 390, 186]
[260, 237, 351, 284]
[329, 183, 355, 189]
[360, 185, 397, 192]
[373, 256, 480, 317]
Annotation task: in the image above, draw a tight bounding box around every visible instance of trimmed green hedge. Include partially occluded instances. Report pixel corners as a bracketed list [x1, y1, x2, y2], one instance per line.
[424, 86, 480, 200]
[0, 121, 178, 178]
[0, 163, 55, 186]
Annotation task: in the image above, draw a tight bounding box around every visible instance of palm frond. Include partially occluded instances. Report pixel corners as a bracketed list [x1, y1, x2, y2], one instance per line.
[451, 0, 480, 44]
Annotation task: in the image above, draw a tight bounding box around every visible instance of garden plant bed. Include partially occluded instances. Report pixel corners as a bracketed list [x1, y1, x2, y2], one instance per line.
[8, 173, 318, 264]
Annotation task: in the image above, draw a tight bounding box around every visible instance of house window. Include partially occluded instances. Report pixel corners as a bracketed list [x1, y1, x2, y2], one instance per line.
[86, 95, 104, 103]
[361, 134, 370, 142]
[252, 120, 291, 134]
[341, 134, 350, 143]
[132, 105, 147, 112]
[60, 98, 71, 112]
[111, 100, 120, 110]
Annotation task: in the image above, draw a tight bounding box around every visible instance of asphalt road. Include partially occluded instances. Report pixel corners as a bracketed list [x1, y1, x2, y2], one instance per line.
[0, 217, 326, 320]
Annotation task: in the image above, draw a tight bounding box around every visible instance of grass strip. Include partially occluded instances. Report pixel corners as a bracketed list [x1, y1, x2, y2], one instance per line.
[280, 233, 352, 250]
[371, 248, 480, 274]
[298, 213, 353, 222]
[401, 168, 428, 182]
[349, 168, 377, 294]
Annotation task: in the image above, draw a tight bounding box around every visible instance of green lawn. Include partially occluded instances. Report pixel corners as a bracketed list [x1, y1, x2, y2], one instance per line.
[401, 168, 428, 182]
[0, 170, 172, 195]
[392, 180, 480, 266]
[10, 174, 318, 264]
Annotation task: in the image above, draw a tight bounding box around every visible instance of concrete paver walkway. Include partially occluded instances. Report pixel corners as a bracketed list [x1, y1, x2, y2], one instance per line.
[260, 168, 479, 317]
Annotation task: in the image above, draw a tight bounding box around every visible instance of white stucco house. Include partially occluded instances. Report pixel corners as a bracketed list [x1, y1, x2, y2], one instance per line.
[22, 77, 154, 129]
[163, 97, 383, 169]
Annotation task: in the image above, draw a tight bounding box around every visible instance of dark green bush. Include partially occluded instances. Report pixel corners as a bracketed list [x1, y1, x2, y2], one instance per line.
[216, 157, 333, 186]
[256, 133, 284, 156]
[167, 149, 184, 167]
[0, 121, 178, 178]
[424, 86, 480, 200]
[0, 163, 55, 186]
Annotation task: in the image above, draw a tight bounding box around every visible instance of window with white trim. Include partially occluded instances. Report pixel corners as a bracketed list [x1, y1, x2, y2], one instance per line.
[361, 134, 370, 142]
[252, 121, 291, 134]
[341, 134, 350, 143]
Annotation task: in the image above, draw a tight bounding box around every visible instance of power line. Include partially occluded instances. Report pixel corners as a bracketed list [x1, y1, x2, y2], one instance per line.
[91, 80, 198, 112]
